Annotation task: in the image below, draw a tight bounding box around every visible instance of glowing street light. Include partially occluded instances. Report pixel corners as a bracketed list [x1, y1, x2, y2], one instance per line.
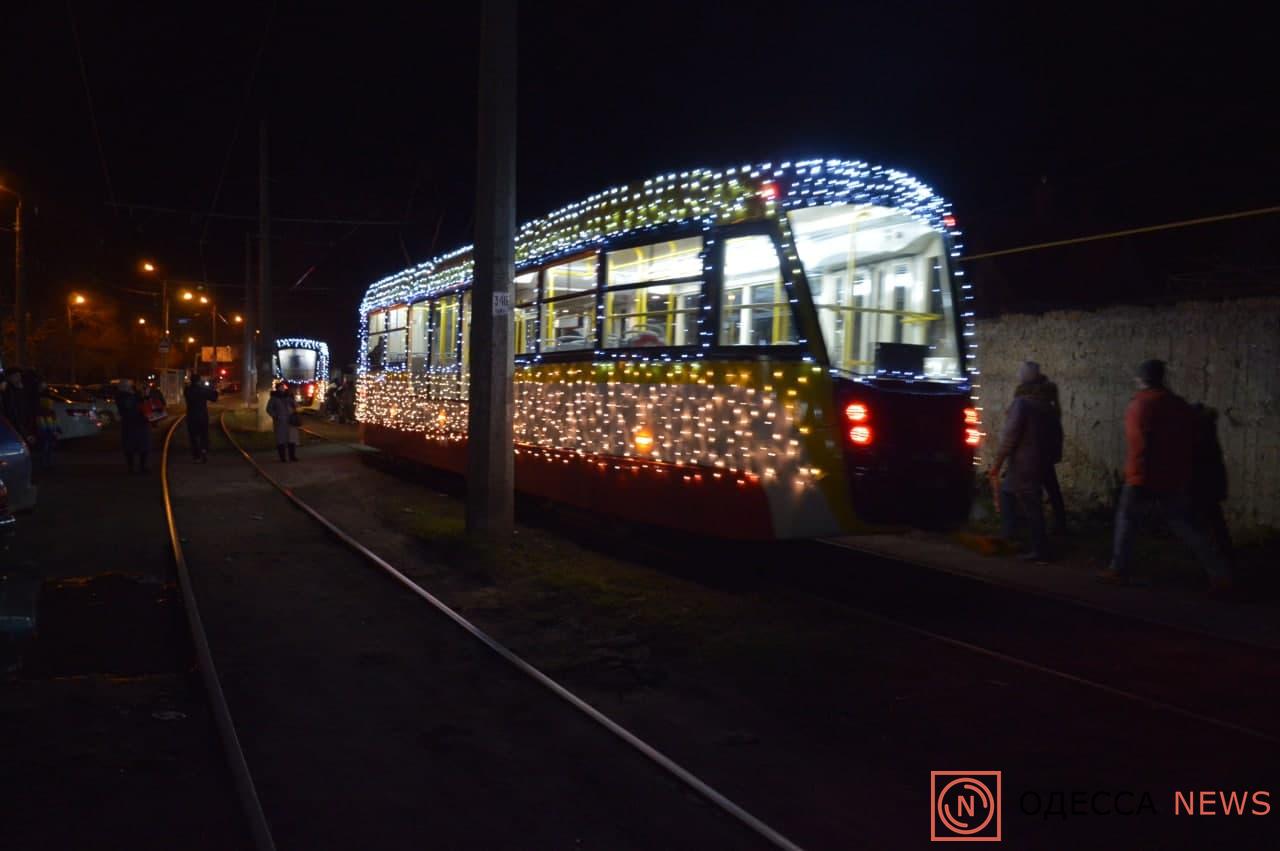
[199, 295, 209, 305]
[138, 317, 147, 325]
[71, 293, 86, 305]
[142, 261, 156, 273]
[233, 314, 243, 323]
[67, 292, 88, 383]
[181, 291, 194, 301]
[187, 336, 196, 344]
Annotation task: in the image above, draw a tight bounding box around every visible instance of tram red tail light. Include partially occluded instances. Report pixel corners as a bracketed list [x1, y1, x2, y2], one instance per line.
[844, 400, 873, 445]
[963, 407, 982, 446]
[845, 402, 869, 423]
[848, 425, 873, 445]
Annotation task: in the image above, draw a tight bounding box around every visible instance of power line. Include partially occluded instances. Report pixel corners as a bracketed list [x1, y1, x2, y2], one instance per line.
[67, 3, 117, 212]
[962, 204, 1280, 262]
[108, 200, 413, 226]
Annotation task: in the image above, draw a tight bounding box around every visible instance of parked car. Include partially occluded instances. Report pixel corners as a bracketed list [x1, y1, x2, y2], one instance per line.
[0, 413, 35, 514]
[79, 384, 121, 424]
[42, 388, 103, 439]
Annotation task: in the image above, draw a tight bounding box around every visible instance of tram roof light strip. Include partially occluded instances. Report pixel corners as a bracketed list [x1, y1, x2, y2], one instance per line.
[360, 158, 955, 314]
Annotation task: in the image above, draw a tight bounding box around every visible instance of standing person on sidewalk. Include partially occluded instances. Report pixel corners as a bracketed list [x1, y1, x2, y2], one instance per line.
[988, 362, 1058, 563]
[266, 381, 300, 462]
[1098, 360, 1231, 591]
[1014, 362, 1068, 535]
[116, 379, 151, 473]
[183, 372, 218, 463]
[35, 382, 59, 470]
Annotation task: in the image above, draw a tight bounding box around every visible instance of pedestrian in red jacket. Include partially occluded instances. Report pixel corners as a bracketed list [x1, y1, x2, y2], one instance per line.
[1097, 360, 1230, 591]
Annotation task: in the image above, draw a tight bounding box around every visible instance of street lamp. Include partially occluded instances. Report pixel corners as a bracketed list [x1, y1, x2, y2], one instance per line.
[233, 314, 243, 324]
[142, 261, 156, 273]
[67, 292, 87, 384]
[181, 291, 194, 301]
[187, 336, 196, 344]
[0, 183, 24, 363]
[138, 317, 147, 325]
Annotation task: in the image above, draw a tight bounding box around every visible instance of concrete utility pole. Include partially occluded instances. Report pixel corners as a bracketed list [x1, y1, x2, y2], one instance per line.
[243, 232, 256, 407]
[256, 120, 273, 428]
[465, 0, 517, 541]
[0, 186, 24, 363]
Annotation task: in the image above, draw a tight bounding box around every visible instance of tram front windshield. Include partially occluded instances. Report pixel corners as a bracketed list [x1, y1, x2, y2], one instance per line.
[278, 348, 318, 383]
[789, 204, 962, 380]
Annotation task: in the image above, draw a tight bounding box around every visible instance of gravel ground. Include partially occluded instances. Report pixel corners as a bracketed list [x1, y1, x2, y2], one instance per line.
[0, 423, 247, 849]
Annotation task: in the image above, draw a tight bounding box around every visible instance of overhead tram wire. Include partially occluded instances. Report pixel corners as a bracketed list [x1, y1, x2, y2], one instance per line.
[961, 204, 1280, 262]
[67, 2, 118, 213]
[197, 0, 278, 258]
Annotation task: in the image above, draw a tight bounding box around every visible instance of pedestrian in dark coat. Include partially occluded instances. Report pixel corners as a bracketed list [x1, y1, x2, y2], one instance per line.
[988, 363, 1057, 562]
[1, 369, 35, 446]
[266, 382, 300, 462]
[1098, 360, 1230, 590]
[183, 373, 218, 462]
[116, 379, 151, 473]
[1013, 362, 1067, 534]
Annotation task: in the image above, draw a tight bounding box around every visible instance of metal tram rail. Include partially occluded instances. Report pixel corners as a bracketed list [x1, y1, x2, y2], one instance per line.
[160, 416, 278, 851]
[211, 412, 804, 851]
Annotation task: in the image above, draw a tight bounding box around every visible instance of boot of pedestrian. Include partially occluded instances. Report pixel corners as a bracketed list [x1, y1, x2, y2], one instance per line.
[287, 443, 298, 462]
[277, 444, 287, 462]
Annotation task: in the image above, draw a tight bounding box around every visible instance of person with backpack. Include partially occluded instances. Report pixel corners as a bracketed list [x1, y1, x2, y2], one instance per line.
[988, 361, 1059, 563]
[1097, 360, 1231, 591]
[1013, 362, 1067, 535]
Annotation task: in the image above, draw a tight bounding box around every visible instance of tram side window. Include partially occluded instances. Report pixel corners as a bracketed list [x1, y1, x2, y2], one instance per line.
[603, 237, 702, 348]
[382, 306, 408, 368]
[514, 272, 538, 355]
[408, 302, 430, 374]
[540, 255, 597, 352]
[718, 235, 797, 346]
[367, 309, 389, 372]
[430, 295, 461, 368]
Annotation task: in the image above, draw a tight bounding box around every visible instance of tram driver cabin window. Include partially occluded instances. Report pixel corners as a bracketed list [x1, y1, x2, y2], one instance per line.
[719, 234, 798, 346]
[540, 255, 597, 352]
[789, 204, 962, 379]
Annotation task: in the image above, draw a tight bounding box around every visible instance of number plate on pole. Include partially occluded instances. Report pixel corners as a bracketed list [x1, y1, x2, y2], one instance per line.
[492, 292, 511, 315]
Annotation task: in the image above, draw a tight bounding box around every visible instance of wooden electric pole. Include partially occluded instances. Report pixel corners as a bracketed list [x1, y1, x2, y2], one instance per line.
[257, 120, 273, 396]
[465, 0, 517, 540]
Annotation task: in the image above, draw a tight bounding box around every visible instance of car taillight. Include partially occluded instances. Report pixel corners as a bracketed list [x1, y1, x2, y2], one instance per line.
[305, 383, 315, 397]
[964, 407, 982, 446]
[844, 400, 873, 445]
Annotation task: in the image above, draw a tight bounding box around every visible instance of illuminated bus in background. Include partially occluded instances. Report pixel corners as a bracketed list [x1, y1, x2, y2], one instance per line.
[274, 337, 330, 409]
[357, 158, 980, 539]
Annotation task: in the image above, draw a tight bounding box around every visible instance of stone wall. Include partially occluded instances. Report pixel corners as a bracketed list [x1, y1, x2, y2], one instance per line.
[974, 298, 1280, 529]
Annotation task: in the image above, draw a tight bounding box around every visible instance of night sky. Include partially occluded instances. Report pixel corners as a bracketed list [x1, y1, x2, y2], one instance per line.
[4, 3, 1276, 368]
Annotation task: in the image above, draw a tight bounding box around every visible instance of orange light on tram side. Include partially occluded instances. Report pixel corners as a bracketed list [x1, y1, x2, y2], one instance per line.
[845, 402, 869, 423]
[848, 426, 873, 445]
[759, 181, 780, 202]
[634, 428, 655, 453]
[965, 428, 982, 447]
[964, 407, 980, 424]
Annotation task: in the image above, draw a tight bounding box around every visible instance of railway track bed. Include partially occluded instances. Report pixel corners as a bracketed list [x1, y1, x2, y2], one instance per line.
[162, 412, 1280, 849]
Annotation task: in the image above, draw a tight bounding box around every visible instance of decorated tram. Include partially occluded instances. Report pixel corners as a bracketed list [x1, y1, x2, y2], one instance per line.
[273, 337, 330, 410]
[356, 158, 981, 538]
